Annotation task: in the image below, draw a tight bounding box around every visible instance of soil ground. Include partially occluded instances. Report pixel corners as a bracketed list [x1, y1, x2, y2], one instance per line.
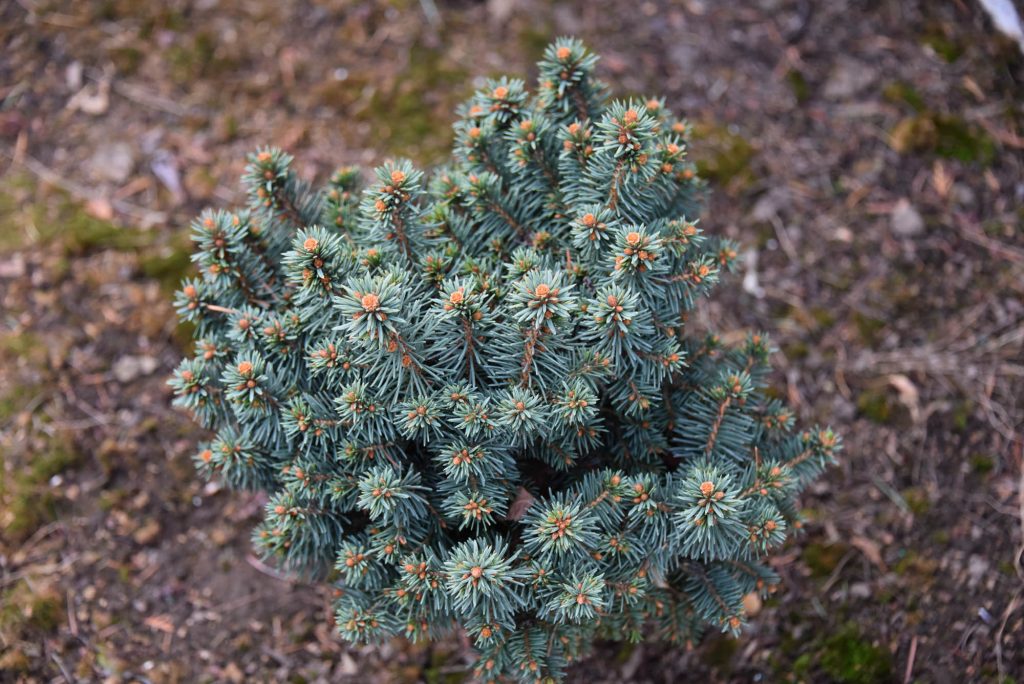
[1, 1, 1023, 682]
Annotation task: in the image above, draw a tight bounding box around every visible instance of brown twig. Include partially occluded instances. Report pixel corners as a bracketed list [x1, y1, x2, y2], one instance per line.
[519, 327, 540, 387]
[0, 147, 168, 227]
[571, 87, 590, 123]
[202, 303, 241, 316]
[66, 589, 78, 636]
[955, 213, 1024, 264]
[245, 554, 298, 583]
[704, 397, 732, 456]
[607, 159, 625, 211]
[995, 589, 1021, 679]
[50, 652, 76, 683]
[903, 634, 918, 684]
[488, 199, 529, 239]
[110, 79, 198, 118]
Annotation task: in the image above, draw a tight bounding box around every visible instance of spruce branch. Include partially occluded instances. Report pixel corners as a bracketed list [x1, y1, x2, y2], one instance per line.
[169, 38, 840, 682]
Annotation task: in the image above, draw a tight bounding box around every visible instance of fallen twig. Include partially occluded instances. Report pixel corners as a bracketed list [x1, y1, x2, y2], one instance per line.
[66, 589, 78, 637]
[246, 554, 298, 583]
[50, 652, 76, 683]
[903, 634, 918, 684]
[0, 146, 168, 227]
[1, 554, 80, 589]
[112, 80, 197, 118]
[955, 213, 1024, 264]
[995, 589, 1021, 678]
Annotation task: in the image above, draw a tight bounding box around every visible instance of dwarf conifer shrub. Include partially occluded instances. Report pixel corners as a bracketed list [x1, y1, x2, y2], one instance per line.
[171, 38, 839, 681]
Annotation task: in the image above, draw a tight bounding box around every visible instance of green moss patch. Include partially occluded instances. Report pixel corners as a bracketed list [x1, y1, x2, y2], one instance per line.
[921, 25, 964, 63]
[787, 622, 894, 684]
[690, 122, 756, 191]
[893, 550, 938, 578]
[701, 633, 740, 671]
[850, 311, 885, 347]
[107, 45, 146, 75]
[856, 385, 902, 425]
[0, 581, 63, 640]
[364, 42, 472, 166]
[0, 330, 48, 368]
[970, 453, 995, 475]
[856, 390, 889, 424]
[0, 175, 158, 255]
[950, 400, 973, 433]
[1, 432, 83, 543]
[786, 305, 837, 339]
[518, 25, 555, 63]
[901, 487, 930, 515]
[881, 81, 925, 113]
[0, 173, 35, 252]
[890, 113, 996, 165]
[786, 69, 811, 104]
[139, 228, 194, 293]
[803, 541, 849, 578]
[819, 624, 893, 684]
[0, 177, 194, 302]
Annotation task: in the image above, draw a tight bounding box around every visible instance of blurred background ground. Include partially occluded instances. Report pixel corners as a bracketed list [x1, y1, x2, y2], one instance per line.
[1, 0, 1023, 682]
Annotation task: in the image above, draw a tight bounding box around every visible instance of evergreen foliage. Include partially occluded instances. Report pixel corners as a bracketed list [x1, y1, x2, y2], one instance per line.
[171, 38, 840, 681]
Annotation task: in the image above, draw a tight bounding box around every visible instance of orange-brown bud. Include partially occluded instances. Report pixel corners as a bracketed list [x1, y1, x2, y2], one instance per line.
[361, 293, 380, 311]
